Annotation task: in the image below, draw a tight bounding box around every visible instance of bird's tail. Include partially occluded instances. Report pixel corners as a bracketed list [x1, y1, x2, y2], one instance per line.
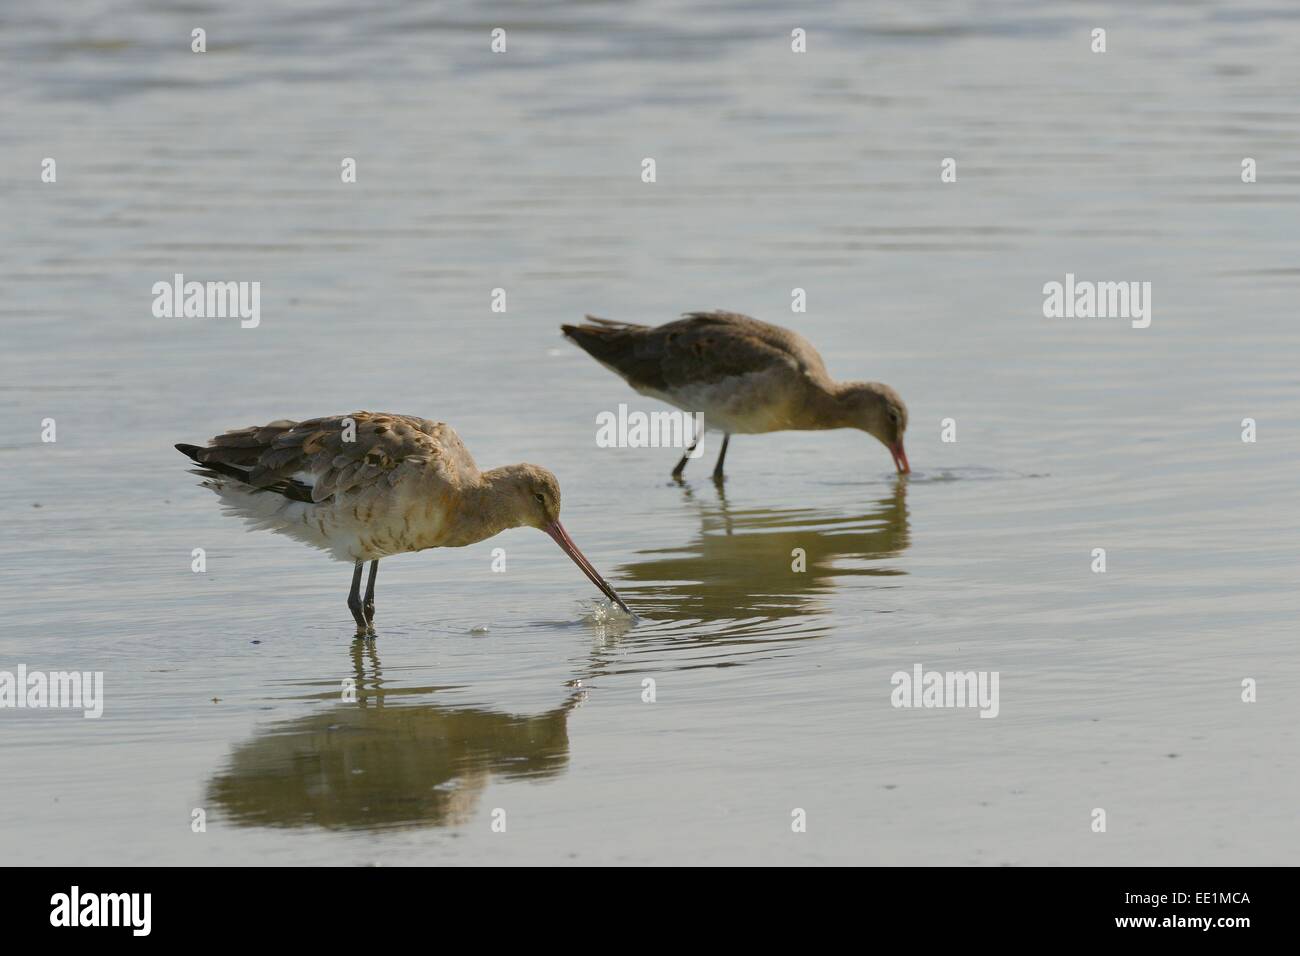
[176, 442, 251, 485]
[578, 314, 648, 329]
[561, 315, 648, 365]
[175, 443, 313, 502]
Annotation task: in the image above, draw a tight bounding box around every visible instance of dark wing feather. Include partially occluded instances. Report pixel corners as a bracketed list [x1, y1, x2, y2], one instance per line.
[563, 310, 812, 391]
[177, 412, 456, 503]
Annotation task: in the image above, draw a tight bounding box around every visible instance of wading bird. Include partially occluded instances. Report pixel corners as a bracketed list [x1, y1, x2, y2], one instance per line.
[562, 311, 910, 481]
[176, 412, 631, 636]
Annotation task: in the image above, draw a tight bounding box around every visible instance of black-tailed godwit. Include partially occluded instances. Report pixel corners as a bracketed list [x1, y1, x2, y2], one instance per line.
[562, 311, 909, 481]
[176, 412, 631, 636]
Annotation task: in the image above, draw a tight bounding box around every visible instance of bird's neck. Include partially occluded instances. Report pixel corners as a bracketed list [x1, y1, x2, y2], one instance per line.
[798, 378, 856, 430]
[443, 469, 523, 546]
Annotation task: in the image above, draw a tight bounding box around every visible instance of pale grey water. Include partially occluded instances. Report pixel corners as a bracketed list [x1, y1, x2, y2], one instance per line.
[1, 1, 1298, 865]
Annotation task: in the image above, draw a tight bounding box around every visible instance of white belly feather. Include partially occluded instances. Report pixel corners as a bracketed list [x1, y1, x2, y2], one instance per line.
[204, 471, 446, 563]
[634, 368, 800, 435]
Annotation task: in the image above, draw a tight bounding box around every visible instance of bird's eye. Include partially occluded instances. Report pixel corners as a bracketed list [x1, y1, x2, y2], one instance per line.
[534, 493, 546, 505]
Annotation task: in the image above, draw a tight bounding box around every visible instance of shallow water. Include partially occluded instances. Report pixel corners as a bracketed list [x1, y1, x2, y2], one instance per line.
[2, 0, 1298, 865]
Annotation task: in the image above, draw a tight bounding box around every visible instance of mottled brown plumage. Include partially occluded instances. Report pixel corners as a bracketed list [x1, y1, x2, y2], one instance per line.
[193, 413, 473, 508]
[562, 311, 910, 478]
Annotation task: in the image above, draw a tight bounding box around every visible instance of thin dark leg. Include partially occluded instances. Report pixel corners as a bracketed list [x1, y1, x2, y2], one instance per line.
[347, 561, 366, 635]
[671, 431, 703, 479]
[363, 559, 379, 633]
[711, 433, 731, 483]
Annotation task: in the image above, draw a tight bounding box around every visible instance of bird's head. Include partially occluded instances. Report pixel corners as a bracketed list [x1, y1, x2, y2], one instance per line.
[838, 382, 910, 474]
[496, 464, 631, 614]
[504, 464, 563, 530]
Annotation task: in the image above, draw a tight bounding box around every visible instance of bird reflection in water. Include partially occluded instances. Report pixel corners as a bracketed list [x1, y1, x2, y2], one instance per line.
[618, 479, 910, 627]
[205, 640, 582, 831]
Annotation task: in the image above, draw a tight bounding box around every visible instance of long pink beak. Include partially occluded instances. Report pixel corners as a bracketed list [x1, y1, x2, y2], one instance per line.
[544, 521, 632, 615]
[890, 441, 910, 475]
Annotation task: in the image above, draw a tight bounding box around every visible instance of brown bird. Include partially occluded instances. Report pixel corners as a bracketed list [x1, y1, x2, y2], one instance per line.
[562, 311, 910, 480]
[176, 412, 631, 636]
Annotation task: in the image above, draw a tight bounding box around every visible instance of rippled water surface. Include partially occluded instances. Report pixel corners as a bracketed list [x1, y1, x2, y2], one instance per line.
[2, 1, 1298, 864]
